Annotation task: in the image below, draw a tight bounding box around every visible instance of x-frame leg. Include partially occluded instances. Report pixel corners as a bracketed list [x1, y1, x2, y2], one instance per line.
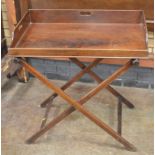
[40, 59, 134, 109]
[70, 58, 134, 108]
[117, 98, 122, 135]
[16, 58, 137, 151]
[40, 58, 134, 128]
[40, 58, 103, 128]
[40, 58, 102, 107]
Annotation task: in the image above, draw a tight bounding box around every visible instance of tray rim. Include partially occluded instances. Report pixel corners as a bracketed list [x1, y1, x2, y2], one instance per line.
[8, 9, 149, 58]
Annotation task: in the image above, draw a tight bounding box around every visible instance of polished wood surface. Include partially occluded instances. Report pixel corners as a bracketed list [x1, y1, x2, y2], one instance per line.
[19, 58, 136, 151]
[40, 58, 134, 108]
[5, 0, 153, 32]
[117, 99, 122, 135]
[29, 0, 153, 20]
[17, 24, 146, 49]
[11, 12, 30, 47]
[28, 0, 154, 32]
[29, 9, 144, 23]
[9, 9, 148, 58]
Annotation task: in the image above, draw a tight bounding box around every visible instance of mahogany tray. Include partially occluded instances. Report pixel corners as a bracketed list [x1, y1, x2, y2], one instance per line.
[8, 9, 148, 58]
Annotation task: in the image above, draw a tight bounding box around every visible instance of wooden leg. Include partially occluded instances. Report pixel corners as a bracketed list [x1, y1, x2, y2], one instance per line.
[40, 96, 54, 129]
[40, 59, 102, 128]
[18, 59, 136, 151]
[117, 98, 122, 135]
[70, 58, 134, 109]
[40, 58, 102, 107]
[41, 58, 134, 109]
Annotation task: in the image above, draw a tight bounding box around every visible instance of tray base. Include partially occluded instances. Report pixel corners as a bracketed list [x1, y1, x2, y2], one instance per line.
[17, 23, 146, 51]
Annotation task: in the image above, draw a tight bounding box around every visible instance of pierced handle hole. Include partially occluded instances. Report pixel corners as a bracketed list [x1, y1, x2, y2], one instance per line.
[80, 11, 92, 16]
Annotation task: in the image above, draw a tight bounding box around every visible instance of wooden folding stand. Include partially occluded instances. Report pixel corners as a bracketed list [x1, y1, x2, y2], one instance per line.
[8, 9, 148, 151]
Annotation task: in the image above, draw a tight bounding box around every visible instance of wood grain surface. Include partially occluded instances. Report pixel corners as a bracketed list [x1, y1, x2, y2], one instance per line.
[8, 10, 148, 58]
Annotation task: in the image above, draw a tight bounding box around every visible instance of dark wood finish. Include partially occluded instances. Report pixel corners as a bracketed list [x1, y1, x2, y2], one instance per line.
[40, 58, 102, 107]
[70, 58, 134, 108]
[19, 0, 29, 18]
[11, 12, 30, 47]
[8, 9, 148, 58]
[29, 0, 153, 20]
[17, 58, 136, 151]
[40, 58, 134, 108]
[28, 0, 154, 31]
[14, 0, 29, 22]
[29, 10, 144, 23]
[40, 58, 102, 128]
[7, 7, 148, 151]
[14, 0, 22, 22]
[6, 10, 30, 82]
[40, 97, 54, 129]
[5, 0, 153, 32]
[41, 60, 133, 108]
[117, 98, 122, 135]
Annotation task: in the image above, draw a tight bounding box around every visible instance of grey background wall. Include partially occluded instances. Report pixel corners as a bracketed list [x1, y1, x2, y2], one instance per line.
[29, 58, 154, 89]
